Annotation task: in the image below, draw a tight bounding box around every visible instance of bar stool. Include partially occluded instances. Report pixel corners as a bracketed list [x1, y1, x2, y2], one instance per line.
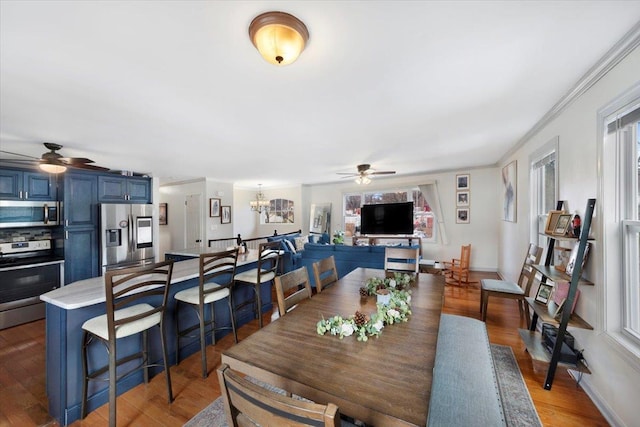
[174, 248, 239, 378]
[233, 241, 280, 328]
[80, 260, 174, 427]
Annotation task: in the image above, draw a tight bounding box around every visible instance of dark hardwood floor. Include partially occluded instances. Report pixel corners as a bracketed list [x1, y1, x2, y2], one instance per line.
[0, 271, 608, 426]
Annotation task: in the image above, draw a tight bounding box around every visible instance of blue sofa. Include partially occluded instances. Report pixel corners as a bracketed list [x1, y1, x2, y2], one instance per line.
[299, 242, 420, 287]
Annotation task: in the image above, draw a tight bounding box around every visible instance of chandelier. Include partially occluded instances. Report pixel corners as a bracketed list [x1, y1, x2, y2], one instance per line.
[250, 184, 270, 213]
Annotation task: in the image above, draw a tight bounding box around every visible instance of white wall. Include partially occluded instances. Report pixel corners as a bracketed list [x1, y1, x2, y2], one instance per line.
[498, 46, 640, 426]
[305, 167, 500, 271]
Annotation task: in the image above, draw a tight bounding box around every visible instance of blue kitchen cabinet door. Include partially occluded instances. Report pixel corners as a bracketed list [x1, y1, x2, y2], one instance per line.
[64, 173, 98, 227]
[64, 227, 99, 284]
[0, 168, 57, 200]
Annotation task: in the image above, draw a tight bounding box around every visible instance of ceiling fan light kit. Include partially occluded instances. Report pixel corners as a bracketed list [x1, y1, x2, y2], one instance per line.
[337, 163, 396, 184]
[249, 11, 309, 66]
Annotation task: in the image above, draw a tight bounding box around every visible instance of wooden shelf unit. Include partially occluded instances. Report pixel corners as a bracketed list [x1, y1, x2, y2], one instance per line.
[520, 198, 596, 390]
[352, 235, 422, 255]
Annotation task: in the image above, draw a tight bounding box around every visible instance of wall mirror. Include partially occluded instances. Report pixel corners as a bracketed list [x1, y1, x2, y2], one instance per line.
[310, 203, 331, 234]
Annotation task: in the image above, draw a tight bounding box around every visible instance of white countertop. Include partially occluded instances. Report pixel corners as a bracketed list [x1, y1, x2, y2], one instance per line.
[165, 246, 232, 257]
[40, 249, 263, 310]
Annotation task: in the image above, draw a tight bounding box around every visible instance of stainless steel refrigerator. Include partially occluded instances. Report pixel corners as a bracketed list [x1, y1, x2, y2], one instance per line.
[100, 203, 155, 271]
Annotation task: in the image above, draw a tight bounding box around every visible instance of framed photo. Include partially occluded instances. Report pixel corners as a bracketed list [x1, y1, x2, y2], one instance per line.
[553, 214, 572, 236]
[456, 174, 470, 190]
[552, 298, 567, 321]
[456, 208, 470, 224]
[544, 210, 565, 235]
[534, 283, 553, 304]
[221, 205, 231, 224]
[159, 203, 168, 225]
[209, 198, 221, 217]
[502, 160, 517, 222]
[566, 241, 590, 275]
[456, 191, 469, 207]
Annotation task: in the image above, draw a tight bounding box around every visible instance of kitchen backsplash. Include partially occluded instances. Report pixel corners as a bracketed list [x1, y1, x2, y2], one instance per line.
[0, 228, 54, 243]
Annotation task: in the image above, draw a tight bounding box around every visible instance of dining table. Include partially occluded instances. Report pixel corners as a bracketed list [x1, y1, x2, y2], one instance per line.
[221, 267, 445, 426]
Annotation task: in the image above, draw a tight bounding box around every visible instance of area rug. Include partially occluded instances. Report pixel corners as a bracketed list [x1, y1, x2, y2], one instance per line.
[491, 344, 543, 427]
[185, 345, 541, 427]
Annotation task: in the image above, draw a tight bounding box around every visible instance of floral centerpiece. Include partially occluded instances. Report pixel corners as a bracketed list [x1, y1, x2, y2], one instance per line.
[332, 230, 345, 244]
[316, 273, 414, 341]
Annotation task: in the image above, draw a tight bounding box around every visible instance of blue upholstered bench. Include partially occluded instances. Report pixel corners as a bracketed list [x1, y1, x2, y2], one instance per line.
[427, 314, 506, 426]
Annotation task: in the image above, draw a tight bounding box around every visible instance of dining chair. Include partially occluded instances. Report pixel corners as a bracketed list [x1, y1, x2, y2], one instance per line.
[443, 244, 471, 286]
[384, 247, 420, 274]
[217, 363, 346, 427]
[274, 266, 313, 317]
[80, 261, 174, 427]
[174, 248, 239, 378]
[234, 240, 281, 328]
[480, 243, 543, 328]
[312, 255, 338, 293]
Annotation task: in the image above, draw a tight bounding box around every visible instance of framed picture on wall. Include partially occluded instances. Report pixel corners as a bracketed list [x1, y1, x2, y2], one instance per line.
[209, 198, 221, 217]
[456, 208, 470, 224]
[502, 160, 517, 222]
[221, 206, 231, 224]
[456, 191, 469, 207]
[159, 203, 168, 225]
[456, 174, 470, 190]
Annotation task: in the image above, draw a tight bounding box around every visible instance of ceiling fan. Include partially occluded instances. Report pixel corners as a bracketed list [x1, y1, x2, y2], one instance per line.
[0, 142, 110, 173]
[337, 163, 396, 184]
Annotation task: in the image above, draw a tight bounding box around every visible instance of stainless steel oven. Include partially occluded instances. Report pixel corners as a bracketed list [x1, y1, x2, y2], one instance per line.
[0, 239, 64, 330]
[0, 200, 60, 228]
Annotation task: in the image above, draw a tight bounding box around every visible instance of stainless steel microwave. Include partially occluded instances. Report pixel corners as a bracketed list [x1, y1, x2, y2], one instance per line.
[0, 200, 60, 228]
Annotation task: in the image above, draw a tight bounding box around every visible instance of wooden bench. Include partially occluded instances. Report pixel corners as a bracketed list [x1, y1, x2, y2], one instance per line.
[427, 314, 506, 426]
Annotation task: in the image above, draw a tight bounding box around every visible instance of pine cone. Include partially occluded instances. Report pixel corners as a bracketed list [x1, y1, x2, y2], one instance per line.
[359, 287, 369, 297]
[354, 311, 367, 327]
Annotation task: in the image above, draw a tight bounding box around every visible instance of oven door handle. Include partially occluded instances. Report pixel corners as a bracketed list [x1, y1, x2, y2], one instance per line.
[43, 204, 49, 224]
[129, 213, 134, 252]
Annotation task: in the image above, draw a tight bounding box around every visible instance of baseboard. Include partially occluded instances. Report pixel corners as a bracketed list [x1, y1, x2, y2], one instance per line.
[567, 369, 626, 427]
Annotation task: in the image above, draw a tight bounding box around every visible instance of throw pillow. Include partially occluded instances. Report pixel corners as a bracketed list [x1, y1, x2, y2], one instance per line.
[294, 235, 308, 251]
[283, 239, 297, 254]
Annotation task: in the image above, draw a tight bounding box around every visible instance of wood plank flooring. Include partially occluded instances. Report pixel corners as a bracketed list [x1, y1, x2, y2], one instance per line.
[0, 271, 608, 426]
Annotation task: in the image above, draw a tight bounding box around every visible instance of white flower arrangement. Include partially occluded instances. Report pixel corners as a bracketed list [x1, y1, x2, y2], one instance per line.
[316, 282, 413, 341]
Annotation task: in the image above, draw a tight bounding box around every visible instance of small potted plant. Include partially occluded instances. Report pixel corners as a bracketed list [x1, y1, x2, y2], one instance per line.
[332, 230, 345, 245]
[376, 288, 391, 305]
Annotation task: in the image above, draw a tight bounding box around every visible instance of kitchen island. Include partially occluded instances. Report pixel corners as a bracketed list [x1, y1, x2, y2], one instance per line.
[40, 249, 273, 426]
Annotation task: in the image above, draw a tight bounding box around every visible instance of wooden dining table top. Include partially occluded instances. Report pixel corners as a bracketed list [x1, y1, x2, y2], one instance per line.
[221, 267, 445, 427]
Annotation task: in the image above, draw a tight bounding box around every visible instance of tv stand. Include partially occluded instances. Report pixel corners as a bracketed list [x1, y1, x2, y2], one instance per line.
[352, 235, 422, 255]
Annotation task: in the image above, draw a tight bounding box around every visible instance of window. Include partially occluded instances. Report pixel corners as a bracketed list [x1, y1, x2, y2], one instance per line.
[600, 85, 640, 354]
[530, 137, 558, 250]
[343, 188, 436, 242]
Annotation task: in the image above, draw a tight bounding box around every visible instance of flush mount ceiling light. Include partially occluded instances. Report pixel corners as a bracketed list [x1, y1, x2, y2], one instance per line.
[249, 11, 309, 66]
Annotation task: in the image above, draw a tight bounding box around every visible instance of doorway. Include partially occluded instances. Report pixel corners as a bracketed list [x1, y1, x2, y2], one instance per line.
[185, 194, 203, 248]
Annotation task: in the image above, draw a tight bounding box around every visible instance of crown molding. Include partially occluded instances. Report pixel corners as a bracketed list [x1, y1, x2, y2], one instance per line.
[500, 20, 640, 165]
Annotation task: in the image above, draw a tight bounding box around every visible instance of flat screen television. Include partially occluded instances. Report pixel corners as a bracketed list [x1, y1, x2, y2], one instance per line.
[360, 202, 414, 235]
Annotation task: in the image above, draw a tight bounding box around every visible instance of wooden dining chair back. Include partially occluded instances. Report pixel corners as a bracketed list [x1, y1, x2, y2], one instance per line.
[81, 260, 174, 427]
[443, 244, 471, 286]
[217, 364, 341, 427]
[480, 243, 543, 328]
[274, 267, 313, 317]
[384, 247, 420, 274]
[312, 255, 338, 293]
[174, 248, 238, 378]
[233, 240, 281, 328]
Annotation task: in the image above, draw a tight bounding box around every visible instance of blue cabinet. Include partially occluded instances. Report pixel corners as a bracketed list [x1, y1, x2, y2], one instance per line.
[0, 168, 57, 200]
[63, 172, 99, 284]
[98, 175, 151, 203]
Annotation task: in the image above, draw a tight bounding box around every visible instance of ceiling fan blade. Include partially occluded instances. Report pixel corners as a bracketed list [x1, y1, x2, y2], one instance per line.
[61, 157, 96, 165]
[0, 150, 40, 160]
[336, 173, 358, 176]
[70, 163, 110, 171]
[371, 171, 396, 175]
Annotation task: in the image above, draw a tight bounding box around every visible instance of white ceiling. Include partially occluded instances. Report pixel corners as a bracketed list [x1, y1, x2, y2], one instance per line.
[1, 1, 640, 188]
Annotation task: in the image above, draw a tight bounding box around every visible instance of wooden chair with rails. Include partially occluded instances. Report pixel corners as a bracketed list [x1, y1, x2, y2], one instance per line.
[384, 247, 420, 274]
[480, 243, 543, 328]
[274, 266, 313, 317]
[312, 255, 338, 293]
[443, 244, 471, 286]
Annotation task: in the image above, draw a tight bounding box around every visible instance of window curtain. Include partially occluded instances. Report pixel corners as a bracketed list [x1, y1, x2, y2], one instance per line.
[419, 182, 448, 244]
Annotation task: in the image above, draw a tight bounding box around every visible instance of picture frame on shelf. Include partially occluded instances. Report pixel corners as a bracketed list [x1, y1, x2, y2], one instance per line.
[456, 191, 469, 207]
[221, 205, 231, 224]
[456, 174, 470, 190]
[552, 298, 567, 321]
[456, 208, 470, 224]
[565, 241, 590, 275]
[159, 203, 168, 225]
[209, 198, 221, 217]
[544, 210, 565, 234]
[534, 283, 553, 304]
[553, 213, 572, 235]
